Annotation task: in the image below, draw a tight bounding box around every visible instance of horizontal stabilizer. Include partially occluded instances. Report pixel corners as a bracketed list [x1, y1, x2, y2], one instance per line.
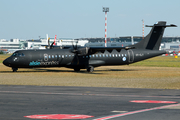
[130, 21, 177, 50]
[146, 22, 177, 27]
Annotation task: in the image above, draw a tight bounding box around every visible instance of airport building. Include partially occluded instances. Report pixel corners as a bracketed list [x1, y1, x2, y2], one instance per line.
[0, 36, 180, 53]
[0, 38, 89, 53]
[83, 36, 180, 51]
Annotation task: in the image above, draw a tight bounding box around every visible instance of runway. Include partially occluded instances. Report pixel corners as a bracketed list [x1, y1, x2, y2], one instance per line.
[0, 85, 180, 120]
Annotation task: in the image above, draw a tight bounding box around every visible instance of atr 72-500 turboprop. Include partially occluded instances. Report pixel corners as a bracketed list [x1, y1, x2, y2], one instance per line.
[3, 21, 177, 72]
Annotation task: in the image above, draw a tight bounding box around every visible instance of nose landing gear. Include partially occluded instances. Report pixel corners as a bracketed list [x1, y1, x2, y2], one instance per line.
[12, 68, 18, 72]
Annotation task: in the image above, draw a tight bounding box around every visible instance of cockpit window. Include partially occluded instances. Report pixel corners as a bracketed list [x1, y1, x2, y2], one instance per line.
[18, 53, 22, 57]
[12, 53, 25, 57]
[12, 53, 17, 57]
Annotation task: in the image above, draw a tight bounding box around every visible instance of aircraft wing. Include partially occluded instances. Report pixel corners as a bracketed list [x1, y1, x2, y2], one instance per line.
[88, 46, 135, 53]
[73, 46, 135, 56]
[90, 46, 134, 51]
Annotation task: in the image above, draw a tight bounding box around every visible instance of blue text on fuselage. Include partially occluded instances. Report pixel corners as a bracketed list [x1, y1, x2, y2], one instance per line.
[29, 61, 41, 66]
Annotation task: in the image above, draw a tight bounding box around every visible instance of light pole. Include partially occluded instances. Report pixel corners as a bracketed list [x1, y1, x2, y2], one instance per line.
[142, 19, 144, 39]
[103, 7, 109, 47]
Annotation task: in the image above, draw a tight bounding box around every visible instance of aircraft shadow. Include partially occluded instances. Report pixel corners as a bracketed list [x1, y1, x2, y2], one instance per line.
[34, 69, 103, 74]
[95, 69, 136, 72]
[111, 69, 136, 71]
[0, 69, 69, 73]
[0, 68, 103, 74]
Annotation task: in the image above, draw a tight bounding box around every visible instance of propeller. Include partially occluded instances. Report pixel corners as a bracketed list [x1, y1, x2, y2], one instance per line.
[46, 37, 51, 49]
[46, 35, 57, 49]
[71, 41, 78, 53]
[47, 37, 55, 49]
[71, 41, 79, 65]
[50, 42, 55, 49]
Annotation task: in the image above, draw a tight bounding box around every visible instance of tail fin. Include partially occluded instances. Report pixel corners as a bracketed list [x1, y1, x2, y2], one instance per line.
[132, 21, 177, 50]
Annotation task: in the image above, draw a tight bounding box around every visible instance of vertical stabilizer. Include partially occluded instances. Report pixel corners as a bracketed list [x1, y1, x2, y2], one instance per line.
[132, 21, 176, 50]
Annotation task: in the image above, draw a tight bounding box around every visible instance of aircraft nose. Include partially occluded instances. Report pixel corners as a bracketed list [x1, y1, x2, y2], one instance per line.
[3, 58, 10, 67]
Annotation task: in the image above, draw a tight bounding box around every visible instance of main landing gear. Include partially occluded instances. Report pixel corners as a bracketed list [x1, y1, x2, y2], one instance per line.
[87, 66, 94, 73]
[74, 68, 80, 72]
[73, 66, 94, 73]
[12, 67, 18, 72]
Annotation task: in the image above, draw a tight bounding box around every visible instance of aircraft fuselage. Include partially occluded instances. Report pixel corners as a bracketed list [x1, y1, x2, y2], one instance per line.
[3, 48, 165, 70]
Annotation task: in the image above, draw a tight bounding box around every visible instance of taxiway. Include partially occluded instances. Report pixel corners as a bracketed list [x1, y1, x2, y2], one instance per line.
[0, 85, 180, 120]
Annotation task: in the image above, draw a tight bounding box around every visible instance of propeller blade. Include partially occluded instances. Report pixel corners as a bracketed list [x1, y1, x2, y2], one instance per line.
[48, 37, 50, 49]
[50, 42, 54, 49]
[71, 40, 80, 65]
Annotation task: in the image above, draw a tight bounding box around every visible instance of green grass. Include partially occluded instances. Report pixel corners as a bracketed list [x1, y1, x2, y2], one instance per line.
[1, 54, 180, 89]
[131, 56, 180, 67]
[0, 54, 10, 63]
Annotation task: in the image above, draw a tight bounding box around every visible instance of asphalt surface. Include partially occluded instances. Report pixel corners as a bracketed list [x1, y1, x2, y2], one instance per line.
[0, 85, 180, 120]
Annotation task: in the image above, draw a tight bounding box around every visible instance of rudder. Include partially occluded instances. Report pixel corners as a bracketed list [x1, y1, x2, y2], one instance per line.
[131, 21, 176, 50]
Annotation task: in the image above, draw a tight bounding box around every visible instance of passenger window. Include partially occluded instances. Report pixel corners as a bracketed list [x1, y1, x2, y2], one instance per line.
[22, 53, 25, 56]
[125, 54, 127, 56]
[89, 55, 91, 58]
[69, 55, 71, 57]
[62, 55, 64, 58]
[96, 54, 98, 57]
[103, 54, 105, 57]
[65, 55, 67, 57]
[59, 55, 61, 58]
[112, 54, 114, 57]
[44, 56, 47, 59]
[122, 54, 124, 57]
[119, 54, 121, 57]
[109, 54, 111, 57]
[116, 54, 118, 57]
[106, 54, 108, 57]
[52, 55, 54, 58]
[49, 55, 51, 58]
[92, 55, 95, 57]
[99, 54, 101, 57]
[86, 56, 88, 58]
[55, 55, 57, 58]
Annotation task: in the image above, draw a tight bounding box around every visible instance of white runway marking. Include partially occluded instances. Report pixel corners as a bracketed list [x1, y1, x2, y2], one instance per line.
[93, 103, 180, 120]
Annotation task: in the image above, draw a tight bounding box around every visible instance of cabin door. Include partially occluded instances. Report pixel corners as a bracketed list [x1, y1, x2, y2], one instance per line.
[128, 49, 134, 63]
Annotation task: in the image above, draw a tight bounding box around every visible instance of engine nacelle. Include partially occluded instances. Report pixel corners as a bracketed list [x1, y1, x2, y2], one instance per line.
[77, 47, 90, 56]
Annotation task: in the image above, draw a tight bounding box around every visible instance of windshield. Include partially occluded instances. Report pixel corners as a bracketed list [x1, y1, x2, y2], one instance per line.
[12, 52, 25, 57]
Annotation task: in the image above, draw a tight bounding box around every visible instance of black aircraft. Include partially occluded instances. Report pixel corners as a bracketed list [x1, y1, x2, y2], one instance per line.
[3, 21, 177, 72]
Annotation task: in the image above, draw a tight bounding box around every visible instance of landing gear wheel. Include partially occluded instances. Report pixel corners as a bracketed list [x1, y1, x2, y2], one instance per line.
[74, 68, 80, 72]
[12, 68, 18, 72]
[87, 66, 94, 73]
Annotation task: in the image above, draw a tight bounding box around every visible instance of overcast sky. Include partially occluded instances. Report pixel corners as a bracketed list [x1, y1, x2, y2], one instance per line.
[0, 0, 180, 39]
